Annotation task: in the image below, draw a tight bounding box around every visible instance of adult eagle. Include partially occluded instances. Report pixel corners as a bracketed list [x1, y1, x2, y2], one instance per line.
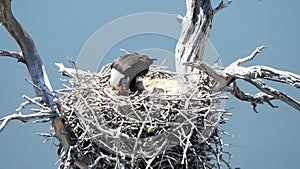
[110, 53, 155, 95]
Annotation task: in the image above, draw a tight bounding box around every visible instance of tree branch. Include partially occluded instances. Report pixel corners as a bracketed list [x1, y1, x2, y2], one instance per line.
[0, 95, 52, 132]
[230, 81, 278, 113]
[0, 1, 89, 168]
[245, 78, 300, 111]
[15, 96, 44, 112]
[186, 46, 300, 112]
[230, 45, 266, 66]
[0, 113, 51, 132]
[239, 66, 300, 88]
[224, 46, 300, 88]
[213, 0, 232, 15]
[0, 0, 56, 112]
[55, 62, 92, 78]
[0, 50, 25, 63]
[0, 6, 2, 24]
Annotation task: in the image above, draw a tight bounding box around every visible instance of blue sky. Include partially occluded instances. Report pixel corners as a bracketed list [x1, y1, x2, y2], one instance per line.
[0, 1, 299, 169]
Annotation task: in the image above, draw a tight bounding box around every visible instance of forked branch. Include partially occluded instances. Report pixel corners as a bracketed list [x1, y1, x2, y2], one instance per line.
[186, 46, 300, 112]
[0, 1, 89, 168]
[0, 0, 56, 110]
[0, 95, 52, 132]
[214, 0, 232, 15]
[0, 113, 51, 132]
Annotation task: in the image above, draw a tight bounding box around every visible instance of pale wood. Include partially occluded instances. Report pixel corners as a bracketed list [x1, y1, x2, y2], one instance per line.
[186, 46, 300, 112]
[175, 0, 231, 76]
[0, 1, 89, 168]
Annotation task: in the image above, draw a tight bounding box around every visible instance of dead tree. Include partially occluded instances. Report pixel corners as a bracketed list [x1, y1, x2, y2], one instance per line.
[0, 0, 299, 169]
[0, 0, 89, 168]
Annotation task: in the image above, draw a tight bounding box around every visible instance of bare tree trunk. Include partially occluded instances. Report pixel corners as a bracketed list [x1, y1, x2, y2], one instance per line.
[175, 0, 231, 75]
[174, 0, 300, 112]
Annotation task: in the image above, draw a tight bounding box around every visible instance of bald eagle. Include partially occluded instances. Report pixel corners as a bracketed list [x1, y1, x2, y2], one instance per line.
[110, 53, 156, 95]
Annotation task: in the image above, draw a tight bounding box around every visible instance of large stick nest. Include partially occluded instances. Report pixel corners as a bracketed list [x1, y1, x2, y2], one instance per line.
[57, 64, 230, 168]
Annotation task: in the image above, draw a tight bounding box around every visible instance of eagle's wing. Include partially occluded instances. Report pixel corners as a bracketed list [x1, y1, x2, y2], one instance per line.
[110, 53, 155, 93]
[112, 53, 154, 74]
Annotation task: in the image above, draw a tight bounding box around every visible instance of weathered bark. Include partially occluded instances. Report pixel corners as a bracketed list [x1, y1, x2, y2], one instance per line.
[0, 1, 89, 168]
[175, 1, 299, 112]
[0, 50, 25, 63]
[185, 46, 300, 112]
[0, 0, 54, 105]
[175, 0, 231, 75]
